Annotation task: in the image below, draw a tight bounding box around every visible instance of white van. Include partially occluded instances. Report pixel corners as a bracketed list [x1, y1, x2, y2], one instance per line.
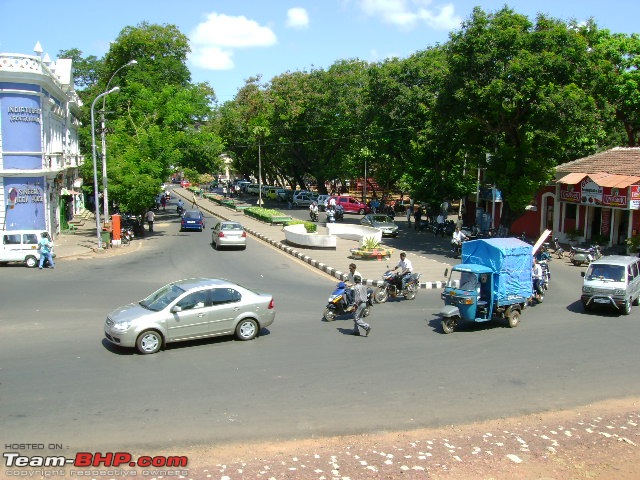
[0, 230, 47, 268]
[581, 255, 640, 315]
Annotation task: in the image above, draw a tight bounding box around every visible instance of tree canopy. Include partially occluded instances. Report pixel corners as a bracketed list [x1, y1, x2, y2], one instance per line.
[68, 9, 639, 223]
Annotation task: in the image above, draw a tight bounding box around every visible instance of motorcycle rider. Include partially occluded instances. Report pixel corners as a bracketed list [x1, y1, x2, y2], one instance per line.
[452, 226, 468, 256]
[532, 258, 544, 301]
[393, 252, 413, 290]
[352, 275, 372, 337]
[309, 201, 319, 221]
[344, 263, 362, 310]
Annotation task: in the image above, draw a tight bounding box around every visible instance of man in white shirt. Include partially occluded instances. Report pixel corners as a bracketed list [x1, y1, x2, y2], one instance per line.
[393, 252, 413, 289]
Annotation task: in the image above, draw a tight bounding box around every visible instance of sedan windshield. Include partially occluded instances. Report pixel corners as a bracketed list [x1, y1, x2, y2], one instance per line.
[372, 215, 392, 223]
[140, 284, 186, 311]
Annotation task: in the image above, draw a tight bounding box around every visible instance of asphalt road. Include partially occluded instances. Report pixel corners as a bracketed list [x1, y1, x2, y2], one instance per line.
[1, 209, 640, 455]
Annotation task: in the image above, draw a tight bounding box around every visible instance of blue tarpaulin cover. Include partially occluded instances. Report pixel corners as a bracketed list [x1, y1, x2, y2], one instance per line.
[462, 238, 533, 304]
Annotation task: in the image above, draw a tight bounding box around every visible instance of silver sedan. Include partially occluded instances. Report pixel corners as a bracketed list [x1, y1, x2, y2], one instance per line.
[104, 278, 275, 354]
[211, 221, 247, 250]
[360, 214, 399, 236]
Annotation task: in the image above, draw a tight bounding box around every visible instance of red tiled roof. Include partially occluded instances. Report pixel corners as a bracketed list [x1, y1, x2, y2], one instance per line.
[556, 147, 640, 176]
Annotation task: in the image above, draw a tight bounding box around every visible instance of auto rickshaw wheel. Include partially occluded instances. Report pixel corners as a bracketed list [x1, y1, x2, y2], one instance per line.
[441, 316, 456, 334]
[506, 307, 520, 328]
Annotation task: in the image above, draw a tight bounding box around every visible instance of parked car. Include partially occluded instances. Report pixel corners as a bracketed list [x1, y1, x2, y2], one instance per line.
[360, 214, 399, 237]
[103, 278, 275, 354]
[329, 195, 370, 215]
[292, 194, 315, 207]
[180, 210, 205, 232]
[246, 184, 261, 194]
[180, 180, 191, 188]
[211, 221, 247, 250]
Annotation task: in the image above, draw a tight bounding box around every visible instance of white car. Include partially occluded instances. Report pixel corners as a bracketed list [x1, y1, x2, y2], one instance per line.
[292, 194, 315, 207]
[316, 195, 330, 211]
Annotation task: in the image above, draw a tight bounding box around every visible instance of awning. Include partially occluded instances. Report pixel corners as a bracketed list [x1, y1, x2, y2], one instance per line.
[556, 171, 640, 188]
[556, 172, 588, 184]
[60, 188, 80, 196]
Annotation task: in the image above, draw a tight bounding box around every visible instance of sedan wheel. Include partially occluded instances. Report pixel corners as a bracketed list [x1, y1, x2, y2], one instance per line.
[236, 318, 259, 340]
[136, 330, 162, 354]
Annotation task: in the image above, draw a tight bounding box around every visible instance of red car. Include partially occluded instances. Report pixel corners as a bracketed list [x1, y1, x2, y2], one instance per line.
[181, 180, 191, 188]
[328, 195, 370, 215]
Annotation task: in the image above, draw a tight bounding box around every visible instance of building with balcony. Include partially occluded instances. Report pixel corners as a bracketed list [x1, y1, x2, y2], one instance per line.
[0, 42, 84, 235]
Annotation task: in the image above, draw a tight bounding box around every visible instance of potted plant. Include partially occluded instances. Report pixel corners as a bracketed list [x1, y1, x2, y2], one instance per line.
[567, 228, 582, 245]
[349, 236, 394, 259]
[626, 235, 640, 256]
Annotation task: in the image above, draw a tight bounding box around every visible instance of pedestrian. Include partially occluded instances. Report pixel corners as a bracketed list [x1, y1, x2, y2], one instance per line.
[456, 215, 463, 230]
[192, 193, 197, 208]
[37, 232, 55, 269]
[413, 205, 422, 231]
[406, 202, 412, 227]
[145, 209, 155, 233]
[351, 275, 371, 337]
[160, 194, 166, 211]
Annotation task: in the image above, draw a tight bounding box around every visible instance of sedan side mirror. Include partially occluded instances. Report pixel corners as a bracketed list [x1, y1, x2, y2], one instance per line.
[580, 272, 585, 277]
[170, 305, 182, 313]
[444, 268, 449, 278]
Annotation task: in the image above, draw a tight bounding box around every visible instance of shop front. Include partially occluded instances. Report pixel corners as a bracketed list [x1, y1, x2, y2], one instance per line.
[555, 172, 640, 247]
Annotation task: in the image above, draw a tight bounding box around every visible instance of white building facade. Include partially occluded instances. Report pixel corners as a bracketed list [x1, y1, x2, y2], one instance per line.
[0, 43, 84, 236]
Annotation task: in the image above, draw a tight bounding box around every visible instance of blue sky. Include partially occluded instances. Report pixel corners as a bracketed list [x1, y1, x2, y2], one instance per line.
[1, 1, 637, 102]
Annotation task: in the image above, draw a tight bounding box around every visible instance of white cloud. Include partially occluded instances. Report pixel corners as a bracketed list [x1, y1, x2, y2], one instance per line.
[189, 12, 277, 70]
[355, 0, 461, 30]
[286, 7, 310, 28]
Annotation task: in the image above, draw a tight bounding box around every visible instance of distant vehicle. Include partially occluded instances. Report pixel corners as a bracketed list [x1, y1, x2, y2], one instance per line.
[211, 221, 247, 250]
[360, 214, 399, 237]
[292, 194, 315, 207]
[180, 180, 191, 188]
[103, 278, 275, 354]
[246, 184, 261, 194]
[329, 195, 370, 215]
[180, 210, 205, 232]
[316, 195, 330, 211]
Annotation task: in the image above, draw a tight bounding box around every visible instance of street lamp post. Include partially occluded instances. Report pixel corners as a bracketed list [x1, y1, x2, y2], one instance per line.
[100, 59, 137, 222]
[92, 87, 120, 249]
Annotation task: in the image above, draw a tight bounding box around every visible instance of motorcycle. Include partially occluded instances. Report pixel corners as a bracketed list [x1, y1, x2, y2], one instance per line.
[309, 209, 318, 222]
[553, 237, 565, 258]
[539, 260, 550, 289]
[451, 239, 464, 258]
[569, 244, 601, 266]
[326, 208, 336, 223]
[323, 282, 373, 321]
[532, 275, 546, 303]
[334, 205, 344, 222]
[120, 225, 135, 245]
[177, 204, 184, 216]
[373, 271, 422, 303]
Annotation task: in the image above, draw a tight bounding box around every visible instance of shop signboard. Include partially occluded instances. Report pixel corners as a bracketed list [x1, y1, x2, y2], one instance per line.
[3, 178, 46, 230]
[559, 184, 580, 203]
[602, 187, 628, 208]
[631, 185, 640, 210]
[580, 177, 603, 206]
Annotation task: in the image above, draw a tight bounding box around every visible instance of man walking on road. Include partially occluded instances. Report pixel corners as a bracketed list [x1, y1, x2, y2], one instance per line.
[145, 209, 155, 233]
[352, 275, 371, 337]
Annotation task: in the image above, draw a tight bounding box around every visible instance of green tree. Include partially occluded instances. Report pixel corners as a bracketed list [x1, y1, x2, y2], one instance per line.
[437, 7, 604, 225]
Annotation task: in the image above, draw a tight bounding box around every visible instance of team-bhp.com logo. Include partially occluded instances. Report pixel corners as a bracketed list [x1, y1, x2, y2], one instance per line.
[4, 451, 188, 469]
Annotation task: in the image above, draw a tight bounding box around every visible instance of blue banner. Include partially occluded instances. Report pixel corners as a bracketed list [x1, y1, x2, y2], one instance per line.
[3, 178, 46, 230]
